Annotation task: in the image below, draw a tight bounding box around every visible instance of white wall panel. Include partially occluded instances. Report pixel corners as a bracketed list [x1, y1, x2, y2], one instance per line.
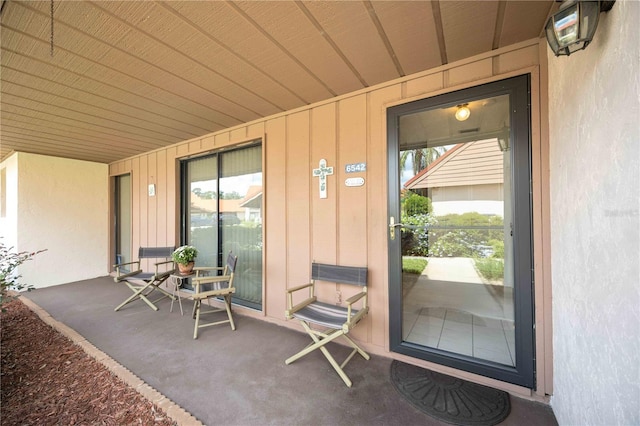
[13, 153, 109, 288]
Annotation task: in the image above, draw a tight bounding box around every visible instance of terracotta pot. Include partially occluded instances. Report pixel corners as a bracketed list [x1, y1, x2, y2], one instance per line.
[177, 262, 194, 274]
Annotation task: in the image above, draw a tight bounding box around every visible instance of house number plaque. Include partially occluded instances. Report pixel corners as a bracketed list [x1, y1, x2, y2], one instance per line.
[345, 162, 366, 173]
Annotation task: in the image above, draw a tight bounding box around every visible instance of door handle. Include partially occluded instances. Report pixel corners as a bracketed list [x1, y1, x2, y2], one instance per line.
[389, 216, 404, 240]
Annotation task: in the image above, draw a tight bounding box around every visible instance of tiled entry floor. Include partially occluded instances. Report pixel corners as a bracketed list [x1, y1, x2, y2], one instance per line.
[402, 257, 516, 366]
[403, 307, 515, 366]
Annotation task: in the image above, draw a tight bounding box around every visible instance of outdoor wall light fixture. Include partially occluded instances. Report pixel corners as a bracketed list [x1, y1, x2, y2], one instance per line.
[497, 138, 510, 152]
[497, 127, 510, 152]
[545, 0, 615, 56]
[454, 104, 471, 121]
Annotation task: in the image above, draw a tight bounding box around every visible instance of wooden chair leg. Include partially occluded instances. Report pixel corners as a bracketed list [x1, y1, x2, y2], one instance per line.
[285, 325, 349, 384]
[285, 321, 370, 387]
[224, 295, 236, 331]
[115, 284, 159, 312]
[285, 326, 343, 365]
[319, 345, 352, 388]
[193, 300, 201, 339]
[342, 334, 370, 361]
[115, 279, 176, 312]
[191, 292, 236, 339]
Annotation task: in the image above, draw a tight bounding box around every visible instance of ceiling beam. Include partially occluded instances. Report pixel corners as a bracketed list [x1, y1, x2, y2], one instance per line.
[295, 0, 368, 88]
[225, 1, 338, 97]
[363, 0, 404, 78]
[492, 1, 507, 50]
[431, 0, 448, 65]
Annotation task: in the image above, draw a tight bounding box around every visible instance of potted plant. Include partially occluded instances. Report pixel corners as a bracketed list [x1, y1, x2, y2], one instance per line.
[172, 245, 198, 274]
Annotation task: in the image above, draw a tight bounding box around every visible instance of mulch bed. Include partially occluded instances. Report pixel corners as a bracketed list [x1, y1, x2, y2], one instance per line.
[0, 298, 177, 425]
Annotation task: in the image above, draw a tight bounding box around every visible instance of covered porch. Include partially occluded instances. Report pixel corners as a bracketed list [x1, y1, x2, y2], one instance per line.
[2, 1, 638, 424]
[21, 276, 557, 425]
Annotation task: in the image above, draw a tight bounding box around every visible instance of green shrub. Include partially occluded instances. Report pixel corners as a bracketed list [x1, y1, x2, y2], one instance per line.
[429, 231, 475, 257]
[474, 258, 504, 281]
[402, 191, 432, 215]
[401, 213, 436, 256]
[489, 239, 504, 258]
[399, 192, 435, 256]
[428, 213, 504, 257]
[1, 240, 46, 308]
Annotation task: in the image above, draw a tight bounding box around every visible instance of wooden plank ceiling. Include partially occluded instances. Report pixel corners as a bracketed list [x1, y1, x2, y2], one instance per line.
[0, 0, 554, 164]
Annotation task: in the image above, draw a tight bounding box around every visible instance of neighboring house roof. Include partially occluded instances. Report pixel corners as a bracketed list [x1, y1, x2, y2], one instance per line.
[190, 193, 243, 214]
[404, 139, 504, 189]
[239, 185, 263, 209]
[220, 199, 242, 214]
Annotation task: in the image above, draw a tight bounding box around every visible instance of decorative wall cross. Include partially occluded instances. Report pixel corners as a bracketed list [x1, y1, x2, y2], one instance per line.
[312, 159, 334, 199]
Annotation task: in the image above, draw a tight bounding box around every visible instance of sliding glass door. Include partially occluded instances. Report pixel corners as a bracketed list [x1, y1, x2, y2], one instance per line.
[181, 143, 263, 309]
[114, 174, 131, 268]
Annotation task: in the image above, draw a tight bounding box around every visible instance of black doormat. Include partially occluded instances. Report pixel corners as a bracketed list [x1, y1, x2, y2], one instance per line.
[390, 360, 510, 426]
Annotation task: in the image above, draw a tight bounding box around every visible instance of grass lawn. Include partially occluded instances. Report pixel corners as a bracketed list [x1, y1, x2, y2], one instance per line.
[402, 257, 428, 275]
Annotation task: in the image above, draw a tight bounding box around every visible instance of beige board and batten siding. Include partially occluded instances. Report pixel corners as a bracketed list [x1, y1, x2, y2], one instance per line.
[108, 40, 550, 399]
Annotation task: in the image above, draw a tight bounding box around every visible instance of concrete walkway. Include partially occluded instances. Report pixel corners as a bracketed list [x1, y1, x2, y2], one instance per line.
[423, 257, 484, 284]
[21, 276, 557, 426]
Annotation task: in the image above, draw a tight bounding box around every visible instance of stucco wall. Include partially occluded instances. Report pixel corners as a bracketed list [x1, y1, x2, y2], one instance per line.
[7, 153, 109, 288]
[0, 154, 19, 249]
[548, 2, 640, 424]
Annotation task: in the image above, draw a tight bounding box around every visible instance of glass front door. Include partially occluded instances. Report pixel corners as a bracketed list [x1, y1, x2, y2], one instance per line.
[181, 143, 263, 309]
[387, 75, 534, 387]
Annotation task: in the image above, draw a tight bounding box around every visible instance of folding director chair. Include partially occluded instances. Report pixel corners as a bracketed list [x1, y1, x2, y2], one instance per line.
[191, 251, 238, 339]
[113, 247, 176, 312]
[285, 262, 369, 387]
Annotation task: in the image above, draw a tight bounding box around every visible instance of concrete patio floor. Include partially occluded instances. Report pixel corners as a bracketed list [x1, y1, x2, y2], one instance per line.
[22, 277, 557, 426]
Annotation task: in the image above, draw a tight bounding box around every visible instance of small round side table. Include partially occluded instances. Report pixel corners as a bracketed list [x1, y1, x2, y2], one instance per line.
[169, 272, 194, 315]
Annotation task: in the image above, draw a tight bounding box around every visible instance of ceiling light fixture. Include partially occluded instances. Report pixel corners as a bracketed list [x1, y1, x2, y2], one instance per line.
[454, 104, 470, 121]
[545, 0, 616, 56]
